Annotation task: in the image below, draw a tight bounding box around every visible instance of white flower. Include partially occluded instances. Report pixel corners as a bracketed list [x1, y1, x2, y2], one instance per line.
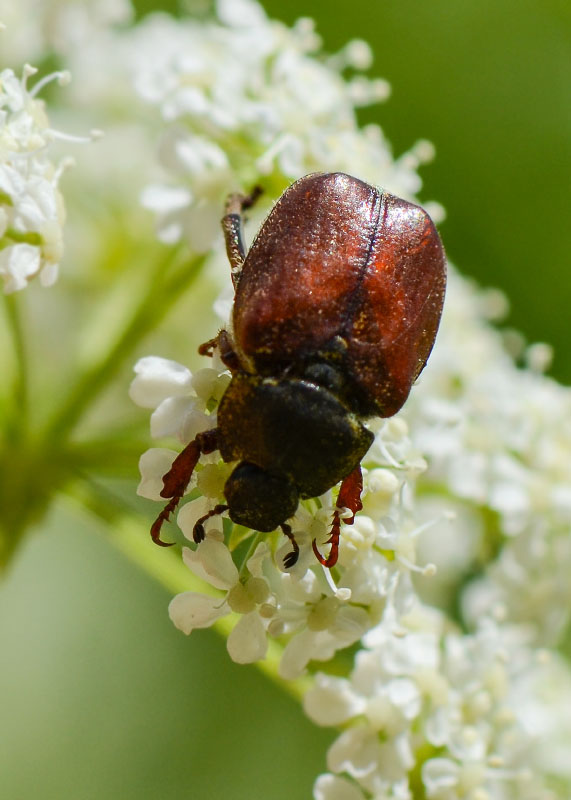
[0, 65, 93, 292]
[169, 539, 271, 664]
[314, 774, 365, 800]
[311, 615, 555, 798]
[407, 270, 571, 644]
[65, 0, 438, 255]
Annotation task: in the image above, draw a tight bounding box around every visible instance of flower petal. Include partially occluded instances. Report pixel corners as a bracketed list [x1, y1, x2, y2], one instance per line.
[313, 774, 364, 800]
[136, 447, 177, 500]
[168, 591, 228, 634]
[182, 540, 238, 590]
[129, 356, 192, 409]
[0, 243, 40, 293]
[227, 611, 267, 664]
[304, 674, 364, 726]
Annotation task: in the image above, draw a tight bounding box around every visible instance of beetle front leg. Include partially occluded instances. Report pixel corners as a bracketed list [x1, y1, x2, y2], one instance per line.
[151, 428, 219, 547]
[198, 329, 242, 372]
[222, 186, 263, 287]
[312, 465, 364, 568]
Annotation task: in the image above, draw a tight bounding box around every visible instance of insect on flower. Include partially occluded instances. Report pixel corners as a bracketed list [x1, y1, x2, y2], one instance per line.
[151, 173, 446, 568]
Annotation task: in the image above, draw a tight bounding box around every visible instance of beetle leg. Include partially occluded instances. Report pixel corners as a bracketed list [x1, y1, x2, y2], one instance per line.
[312, 465, 364, 568]
[222, 186, 263, 287]
[197, 336, 218, 357]
[193, 504, 229, 543]
[151, 428, 219, 547]
[198, 329, 242, 372]
[280, 522, 300, 568]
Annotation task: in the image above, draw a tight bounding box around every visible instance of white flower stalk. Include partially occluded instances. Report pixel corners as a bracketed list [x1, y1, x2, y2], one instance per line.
[0, 65, 92, 292]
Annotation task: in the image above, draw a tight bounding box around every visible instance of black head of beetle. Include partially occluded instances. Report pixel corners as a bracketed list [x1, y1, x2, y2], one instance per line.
[218, 372, 374, 529]
[151, 172, 446, 568]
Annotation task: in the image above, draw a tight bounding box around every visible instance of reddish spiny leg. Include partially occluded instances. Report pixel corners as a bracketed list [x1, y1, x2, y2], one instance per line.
[312, 465, 364, 568]
[151, 428, 219, 547]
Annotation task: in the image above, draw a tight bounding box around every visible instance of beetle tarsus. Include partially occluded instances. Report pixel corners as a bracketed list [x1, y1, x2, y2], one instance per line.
[193, 504, 229, 543]
[240, 185, 263, 211]
[198, 330, 241, 372]
[280, 522, 299, 568]
[312, 465, 364, 568]
[198, 337, 218, 357]
[150, 497, 179, 547]
[224, 186, 263, 216]
[312, 521, 340, 568]
[151, 429, 219, 547]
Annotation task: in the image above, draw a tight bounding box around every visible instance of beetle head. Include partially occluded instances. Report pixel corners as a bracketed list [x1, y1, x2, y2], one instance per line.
[224, 462, 299, 532]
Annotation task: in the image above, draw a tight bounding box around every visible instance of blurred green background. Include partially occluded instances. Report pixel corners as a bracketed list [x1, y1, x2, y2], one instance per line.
[1, 1, 570, 798]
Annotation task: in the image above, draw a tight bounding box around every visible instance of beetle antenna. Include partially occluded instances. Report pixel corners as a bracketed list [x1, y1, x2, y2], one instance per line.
[151, 428, 219, 547]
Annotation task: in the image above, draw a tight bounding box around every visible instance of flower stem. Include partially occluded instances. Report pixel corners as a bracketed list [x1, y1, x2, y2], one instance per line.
[4, 293, 29, 439]
[44, 250, 207, 443]
[112, 516, 311, 702]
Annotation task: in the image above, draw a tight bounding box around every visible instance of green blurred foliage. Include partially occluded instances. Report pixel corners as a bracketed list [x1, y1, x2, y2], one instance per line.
[0, 501, 332, 800]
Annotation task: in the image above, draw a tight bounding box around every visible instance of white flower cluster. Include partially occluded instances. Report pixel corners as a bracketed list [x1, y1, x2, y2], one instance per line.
[132, 274, 571, 796]
[407, 271, 571, 645]
[308, 616, 554, 800]
[67, 0, 439, 253]
[310, 606, 568, 800]
[0, 66, 73, 292]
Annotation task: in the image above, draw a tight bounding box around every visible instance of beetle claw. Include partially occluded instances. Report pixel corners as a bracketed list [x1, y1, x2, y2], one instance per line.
[192, 504, 229, 544]
[280, 522, 299, 569]
[283, 549, 299, 569]
[150, 498, 178, 547]
[312, 515, 341, 567]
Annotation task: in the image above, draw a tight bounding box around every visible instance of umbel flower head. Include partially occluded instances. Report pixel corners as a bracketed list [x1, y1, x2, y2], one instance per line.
[132, 271, 571, 795]
[126, 0, 571, 797]
[64, 0, 439, 256]
[0, 64, 94, 292]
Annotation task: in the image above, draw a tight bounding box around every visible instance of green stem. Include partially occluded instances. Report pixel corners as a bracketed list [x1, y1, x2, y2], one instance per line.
[237, 531, 263, 576]
[112, 518, 311, 702]
[45, 251, 207, 443]
[4, 292, 28, 438]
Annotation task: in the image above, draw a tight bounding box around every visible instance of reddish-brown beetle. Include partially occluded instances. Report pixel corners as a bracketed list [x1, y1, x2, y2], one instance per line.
[152, 172, 446, 568]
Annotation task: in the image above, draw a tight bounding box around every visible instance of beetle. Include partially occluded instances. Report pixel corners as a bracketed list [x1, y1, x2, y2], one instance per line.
[151, 172, 446, 568]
